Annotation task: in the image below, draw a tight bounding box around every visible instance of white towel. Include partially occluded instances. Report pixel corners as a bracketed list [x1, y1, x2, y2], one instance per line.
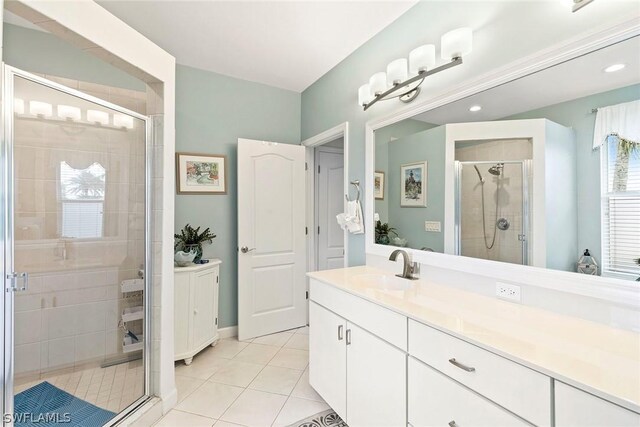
[336, 200, 364, 234]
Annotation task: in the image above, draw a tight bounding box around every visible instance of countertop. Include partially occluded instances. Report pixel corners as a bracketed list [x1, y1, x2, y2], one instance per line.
[174, 258, 222, 272]
[307, 266, 640, 413]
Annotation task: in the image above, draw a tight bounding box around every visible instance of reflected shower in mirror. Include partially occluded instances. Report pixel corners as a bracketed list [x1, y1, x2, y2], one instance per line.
[373, 36, 640, 280]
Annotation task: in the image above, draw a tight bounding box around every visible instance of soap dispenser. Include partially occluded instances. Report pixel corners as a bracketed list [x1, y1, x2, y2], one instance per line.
[577, 249, 598, 275]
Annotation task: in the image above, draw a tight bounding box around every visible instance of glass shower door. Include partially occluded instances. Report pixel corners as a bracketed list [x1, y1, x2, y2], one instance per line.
[456, 161, 529, 265]
[3, 68, 149, 426]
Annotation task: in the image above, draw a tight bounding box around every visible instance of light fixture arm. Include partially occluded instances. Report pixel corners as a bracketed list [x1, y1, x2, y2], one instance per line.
[363, 56, 463, 111]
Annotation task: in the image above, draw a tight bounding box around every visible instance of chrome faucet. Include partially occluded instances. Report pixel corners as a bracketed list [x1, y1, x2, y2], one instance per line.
[389, 249, 419, 280]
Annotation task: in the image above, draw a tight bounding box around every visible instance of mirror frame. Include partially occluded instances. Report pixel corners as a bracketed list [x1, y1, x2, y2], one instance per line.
[364, 17, 640, 306]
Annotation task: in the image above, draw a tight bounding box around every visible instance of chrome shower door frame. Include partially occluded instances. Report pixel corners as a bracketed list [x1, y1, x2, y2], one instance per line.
[1, 65, 153, 427]
[455, 160, 530, 265]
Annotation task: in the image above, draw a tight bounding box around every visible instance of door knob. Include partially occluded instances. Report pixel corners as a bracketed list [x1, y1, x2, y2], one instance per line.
[240, 246, 256, 253]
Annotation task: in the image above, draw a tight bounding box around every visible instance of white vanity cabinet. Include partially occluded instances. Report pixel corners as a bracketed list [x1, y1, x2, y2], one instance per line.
[174, 259, 221, 365]
[555, 382, 640, 427]
[309, 298, 406, 427]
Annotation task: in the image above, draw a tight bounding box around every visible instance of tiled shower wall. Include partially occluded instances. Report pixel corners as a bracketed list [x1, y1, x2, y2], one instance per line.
[456, 139, 533, 265]
[13, 75, 147, 379]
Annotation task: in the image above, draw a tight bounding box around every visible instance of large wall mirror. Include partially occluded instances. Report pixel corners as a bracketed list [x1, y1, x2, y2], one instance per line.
[371, 36, 640, 281]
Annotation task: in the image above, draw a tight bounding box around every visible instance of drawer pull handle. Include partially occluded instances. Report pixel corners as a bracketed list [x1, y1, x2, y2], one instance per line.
[448, 421, 458, 427]
[346, 329, 351, 345]
[449, 358, 475, 372]
[338, 325, 344, 341]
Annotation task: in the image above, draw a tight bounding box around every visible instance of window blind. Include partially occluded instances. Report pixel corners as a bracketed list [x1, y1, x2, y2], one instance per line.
[601, 138, 640, 278]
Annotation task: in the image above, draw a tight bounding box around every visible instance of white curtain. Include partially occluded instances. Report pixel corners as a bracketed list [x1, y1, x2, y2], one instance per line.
[593, 99, 640, 149]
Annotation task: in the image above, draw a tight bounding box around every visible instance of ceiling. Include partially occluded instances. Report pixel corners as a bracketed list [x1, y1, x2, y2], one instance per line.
[94, 0, 417, 92]
[413, 36, 640, 125]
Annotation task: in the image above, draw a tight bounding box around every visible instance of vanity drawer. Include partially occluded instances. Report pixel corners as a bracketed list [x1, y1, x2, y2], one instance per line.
[555, 382, 640, 427]
[408, 319, 551, 426]
[309, 279, 407, 350]
[408, 356, 530, 427]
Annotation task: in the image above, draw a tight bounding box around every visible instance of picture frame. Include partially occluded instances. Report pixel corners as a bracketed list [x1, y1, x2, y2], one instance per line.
[400, 161, 427, 207]
[374, 171, 385, 200]
[176, 152, 227, 194]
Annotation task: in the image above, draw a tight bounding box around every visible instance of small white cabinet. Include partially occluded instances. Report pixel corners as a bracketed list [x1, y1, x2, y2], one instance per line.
[174, 259, 221, 365]
[309, 300, 406, 427]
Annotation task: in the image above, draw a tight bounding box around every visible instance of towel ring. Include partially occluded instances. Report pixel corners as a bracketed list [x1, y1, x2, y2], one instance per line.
[345, 180, 361, 202]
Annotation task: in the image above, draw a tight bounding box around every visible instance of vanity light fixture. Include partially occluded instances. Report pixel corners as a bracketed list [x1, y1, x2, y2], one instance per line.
[604, 63, 625, 73]
[113, 113, 134, 129]
[87, 110, 110, 125]
[29, 100, 53, 117]
[57, 105, 82, 121]
[358, 27, 473, 111]
[469, 105, 482, 112]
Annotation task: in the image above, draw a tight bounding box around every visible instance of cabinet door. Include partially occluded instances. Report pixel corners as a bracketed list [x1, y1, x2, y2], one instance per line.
[192, 269, 216, 349]
[555, 382, 640, 427]
[346, 322, 406, 427]
[408, 357, 529, 427]
[309, 302, 347, 419]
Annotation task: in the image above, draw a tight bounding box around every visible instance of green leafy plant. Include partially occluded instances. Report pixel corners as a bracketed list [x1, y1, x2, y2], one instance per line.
[375, 220, 397, 244]
[174, 224, 216, 262]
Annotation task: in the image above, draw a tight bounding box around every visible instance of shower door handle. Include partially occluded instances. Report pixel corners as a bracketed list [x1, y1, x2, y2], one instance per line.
[6, 272, 28, 292]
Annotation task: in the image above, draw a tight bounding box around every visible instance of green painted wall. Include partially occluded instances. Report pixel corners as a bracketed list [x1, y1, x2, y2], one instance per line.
[175, 65, 301, 328]
[375, 118, 435, 222]
[506, 84, 640, 268]
[387, 125, 446, 252]
[3, 23, 145, 90]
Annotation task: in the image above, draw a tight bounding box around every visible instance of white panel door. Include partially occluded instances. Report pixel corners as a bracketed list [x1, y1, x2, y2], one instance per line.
[238, 138, 307, 340]
[308, 302, 347, 420]
[346, 322, 406, 427]
[316, 148, 344, 270]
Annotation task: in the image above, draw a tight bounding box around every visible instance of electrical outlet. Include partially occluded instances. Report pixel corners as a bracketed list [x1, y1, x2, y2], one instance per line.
[424, 221, 441, 232]
[495, 282, 521, 302]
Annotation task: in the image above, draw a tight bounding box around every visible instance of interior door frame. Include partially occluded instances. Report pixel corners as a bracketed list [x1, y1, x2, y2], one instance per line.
[1, 65, 152, 426]
[302, 122, 349, 274]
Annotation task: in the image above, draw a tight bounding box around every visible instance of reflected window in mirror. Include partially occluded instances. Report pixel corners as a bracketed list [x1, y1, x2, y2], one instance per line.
[59, 161, 106, 238]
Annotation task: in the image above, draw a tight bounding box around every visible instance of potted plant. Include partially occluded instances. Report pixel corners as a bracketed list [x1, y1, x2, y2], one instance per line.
[375, 220, 397, 245]
[174, 224, 216, 264]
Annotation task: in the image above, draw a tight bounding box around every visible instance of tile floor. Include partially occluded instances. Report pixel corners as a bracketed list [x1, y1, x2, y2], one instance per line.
[14, 359, 144, 413]
[155, 326, 330, 427]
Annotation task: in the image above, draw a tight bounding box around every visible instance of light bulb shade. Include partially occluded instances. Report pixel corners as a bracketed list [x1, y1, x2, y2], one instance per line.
[369, 72, 387, 96]
[358, 84, 373, 106]
[57, 105, 81, 121]
[29, 100, 53, 117]
[87, 109, 110, 125]
[409, 45, 436, 74]
[14, 98, 25, 115]
[113, 114, 134, 129]
[387, 58, 408, 86]
[441, 27, 472, 60]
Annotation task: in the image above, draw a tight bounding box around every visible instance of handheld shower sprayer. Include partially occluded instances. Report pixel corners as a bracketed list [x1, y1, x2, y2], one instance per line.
[473, 165, 485, 183]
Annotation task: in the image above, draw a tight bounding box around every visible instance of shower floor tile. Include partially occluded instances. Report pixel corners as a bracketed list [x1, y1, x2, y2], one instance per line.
[14, 359, 144, 412]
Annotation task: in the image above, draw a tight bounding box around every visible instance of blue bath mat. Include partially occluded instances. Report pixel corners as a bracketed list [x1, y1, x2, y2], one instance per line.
[13, 381, 116, 427]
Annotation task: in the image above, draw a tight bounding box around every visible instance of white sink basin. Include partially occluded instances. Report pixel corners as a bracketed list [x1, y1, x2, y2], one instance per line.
[353, 274, 413, 291]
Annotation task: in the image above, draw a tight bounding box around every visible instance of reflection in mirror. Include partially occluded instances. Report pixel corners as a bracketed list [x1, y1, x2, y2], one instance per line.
[373, 36, 640, 280]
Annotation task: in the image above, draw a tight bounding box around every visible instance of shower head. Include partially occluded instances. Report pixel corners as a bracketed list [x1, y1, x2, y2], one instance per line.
[488, 163, 504, 176]
[473, 165, 485, 183]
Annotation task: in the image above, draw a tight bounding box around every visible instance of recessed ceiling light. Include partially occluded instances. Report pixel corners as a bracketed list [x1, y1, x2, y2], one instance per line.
[469, 105, 482, 112]
[604, 63, 625, 73]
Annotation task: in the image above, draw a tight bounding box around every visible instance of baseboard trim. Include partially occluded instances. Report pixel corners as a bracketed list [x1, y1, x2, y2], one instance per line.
[218, 326, 238, 339]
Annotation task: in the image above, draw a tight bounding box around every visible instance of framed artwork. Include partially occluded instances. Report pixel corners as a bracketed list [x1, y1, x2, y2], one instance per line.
[374, 171, 385, 200]
[400, 161, 427, 207]
[176, 152, 227, 194]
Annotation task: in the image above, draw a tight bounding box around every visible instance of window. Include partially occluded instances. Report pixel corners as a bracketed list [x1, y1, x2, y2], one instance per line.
[59, 161, 106, 239]
[601, 136, 640, 278]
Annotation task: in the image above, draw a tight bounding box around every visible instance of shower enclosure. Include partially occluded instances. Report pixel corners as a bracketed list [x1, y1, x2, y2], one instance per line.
[2, 67, 150, 426]
[455, 160, 530, 265]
